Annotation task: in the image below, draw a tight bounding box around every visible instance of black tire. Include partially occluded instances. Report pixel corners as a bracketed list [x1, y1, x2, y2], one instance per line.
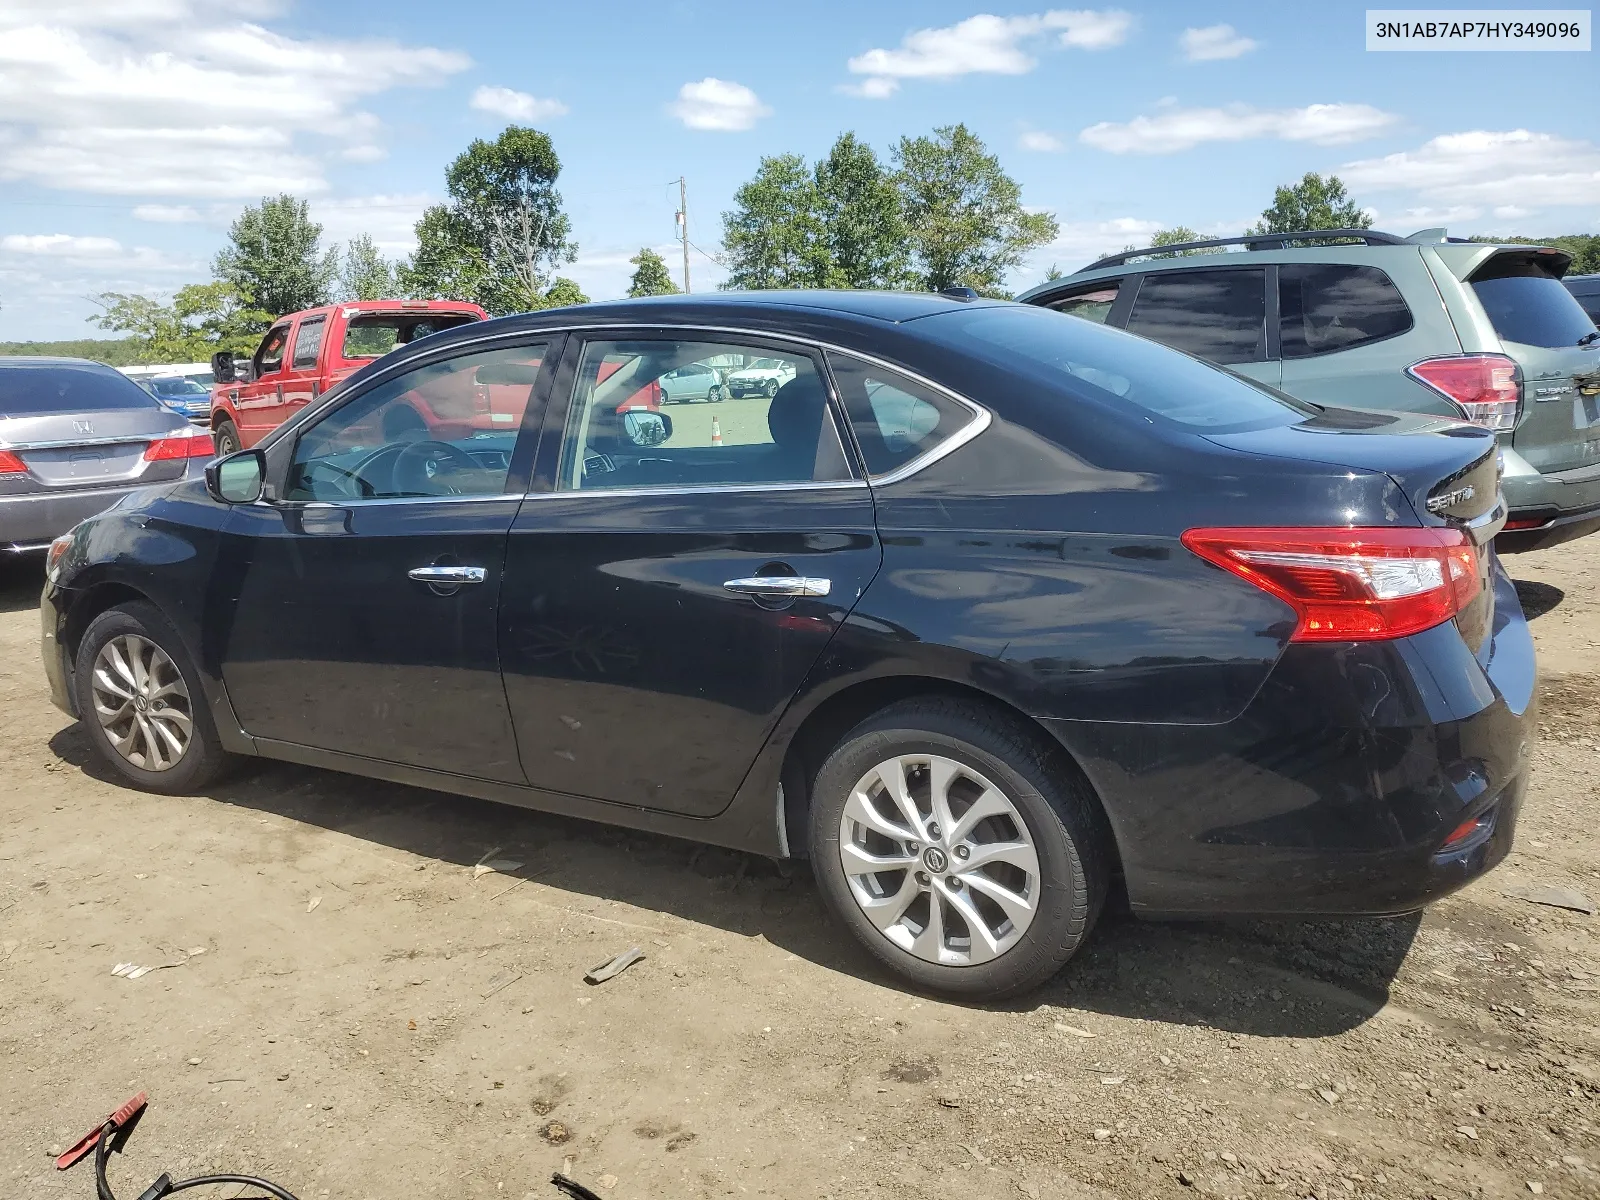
[214, 418, 240, 457]
[73, 602, 233, 795]
[763, 379, 779, 399]
[707, 384, 723, 404]
[808, 698, 1109, 1000]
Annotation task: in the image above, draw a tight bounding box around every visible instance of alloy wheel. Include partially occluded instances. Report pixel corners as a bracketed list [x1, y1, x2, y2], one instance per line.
[837, 753, 1041, 966]
[90, 634, 194, 771]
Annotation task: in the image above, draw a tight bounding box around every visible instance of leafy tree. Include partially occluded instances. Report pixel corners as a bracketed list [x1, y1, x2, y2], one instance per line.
[892, 124, 1058, 296]
[1148, 226, 1211, 258]
[338, 234, 397, 301]
[1248, 173, 1371, 235]
[0, 337, 144, 366]
[537, 277, 590, 308]
[213, 194, 337, 316]
[721, 153, 829, 290]
[88, 282, 271, 362]
[627, 247, 680, 297]
[404, 125, 577, 315]
[1042, 264, 1065, 282]
[814, 132, 909, 289]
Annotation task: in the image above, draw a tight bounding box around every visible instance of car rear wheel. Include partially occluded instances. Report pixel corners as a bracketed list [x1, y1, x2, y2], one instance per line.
[73, 602, 233, 795]
[808, 698, 1108, 999]
[213, 418, 240, 457]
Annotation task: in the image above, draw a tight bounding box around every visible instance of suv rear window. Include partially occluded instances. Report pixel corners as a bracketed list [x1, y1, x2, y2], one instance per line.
[1471, 256, 1598, 348]
[0, 364, 160, 416]
[927, 304, 1312, 432]
[1279, 264, 1412, 358]
[1123, 269, 1267, 364]
[343, 313, 480, 359]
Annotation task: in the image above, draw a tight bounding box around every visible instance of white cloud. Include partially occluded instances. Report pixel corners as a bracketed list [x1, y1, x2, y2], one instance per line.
[1, 233, 123, 256]
[845, 9, 1131, 97]
[0, 4, 470, 196]
[838, 76, 901, 99]
[1341, 130, 1600, 210]
[1180, 24, 1258, 61]
[1493, 204, 1531, 219]
[1081, 102, 1397, 154]
[1020, 130, 1066, 152]
[132, 203, 200, 222]
[668, 78, 770, 131]
[309, 193, 433, 256]
[469, 85, 568, 122]
[1025, 216, 1165, 276]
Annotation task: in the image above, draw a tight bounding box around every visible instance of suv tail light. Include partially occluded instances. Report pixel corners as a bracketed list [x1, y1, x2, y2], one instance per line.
[1407, 355, 1521, 432]
[143, 429, 216, 462]
[0, 449, 27, 475]
[1181, 527, 1480, 642]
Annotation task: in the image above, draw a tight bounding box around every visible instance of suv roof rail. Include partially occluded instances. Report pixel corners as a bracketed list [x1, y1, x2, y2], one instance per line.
[1080, 229, 1411, 272]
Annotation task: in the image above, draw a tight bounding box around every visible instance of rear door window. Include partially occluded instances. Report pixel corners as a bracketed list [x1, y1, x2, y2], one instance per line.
[1472, 257, 1599, 348]
[1047, 281, 1122, 324]
[1124, 269, 1268, 364]
[1278, 264, 1413, 358]
[291, 316, 325, 369]
[825, 352, 980, 478]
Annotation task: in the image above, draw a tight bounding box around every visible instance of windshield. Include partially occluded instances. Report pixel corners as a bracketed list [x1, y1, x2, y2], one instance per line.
[0, 363, 161, 416]
[924, 303, 1314, 431]
[1472, 257, 1598, 348]
[147, 377, 210, 397]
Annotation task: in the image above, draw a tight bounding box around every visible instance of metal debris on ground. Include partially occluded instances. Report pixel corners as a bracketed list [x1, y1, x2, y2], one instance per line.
[550, 1173, 604, 1200]
[473, 846, 524, 879]
[1504, 883, 1595, 914]
[584, 947, 645, 984]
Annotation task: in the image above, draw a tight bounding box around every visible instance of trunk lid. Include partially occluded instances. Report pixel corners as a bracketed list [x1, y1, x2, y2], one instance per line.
[0, 407, 191, 490]
[1460, 249, 1600, 474]
[1204, 408, 1503, 652]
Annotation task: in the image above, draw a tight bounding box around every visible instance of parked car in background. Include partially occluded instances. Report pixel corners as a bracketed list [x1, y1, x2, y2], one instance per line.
[141, 375, 212, 422]
[42, 291, 1530, 999]
[1021, 229, 1600, 552]
[726, 356, 797, 398]
[657, 361, 724, 403]
[120, 363, 214, 389]
[1565, 274, 1600, 324]
[208, 299, 486, 453]
[0, 358, 214, 552]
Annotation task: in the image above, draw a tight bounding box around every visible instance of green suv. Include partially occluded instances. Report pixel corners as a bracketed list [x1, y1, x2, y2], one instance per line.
[1020, 229, 1600, 552]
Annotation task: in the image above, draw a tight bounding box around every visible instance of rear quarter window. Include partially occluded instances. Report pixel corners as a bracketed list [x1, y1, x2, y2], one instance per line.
[1471, 257, 1597, 348]
[1279, 264, 1413, 357]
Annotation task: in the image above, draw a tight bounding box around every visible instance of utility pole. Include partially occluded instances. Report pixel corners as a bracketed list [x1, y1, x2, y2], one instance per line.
[676, 176, 691, 294]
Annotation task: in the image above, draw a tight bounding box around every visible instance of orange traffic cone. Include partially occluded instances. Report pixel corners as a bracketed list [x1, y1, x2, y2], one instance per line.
[710, 416, 723, 446]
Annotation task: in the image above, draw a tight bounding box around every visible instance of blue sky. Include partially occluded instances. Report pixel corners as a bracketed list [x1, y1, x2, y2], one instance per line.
[0, 0, 1594, 341]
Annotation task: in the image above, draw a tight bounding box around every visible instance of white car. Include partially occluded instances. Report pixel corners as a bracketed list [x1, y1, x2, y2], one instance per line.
[725, 357, 796, 399]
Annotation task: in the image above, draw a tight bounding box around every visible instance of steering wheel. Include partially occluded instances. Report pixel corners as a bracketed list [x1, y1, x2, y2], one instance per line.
[392, 439, 480, 496]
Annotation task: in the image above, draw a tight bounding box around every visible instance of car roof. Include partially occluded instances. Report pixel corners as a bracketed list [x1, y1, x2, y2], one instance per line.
[0, 356, 124, 374]
[567, 290, 1010, 324]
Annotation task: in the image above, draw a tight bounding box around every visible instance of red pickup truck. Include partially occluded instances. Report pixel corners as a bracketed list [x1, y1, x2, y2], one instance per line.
[209, 299, 487, 453]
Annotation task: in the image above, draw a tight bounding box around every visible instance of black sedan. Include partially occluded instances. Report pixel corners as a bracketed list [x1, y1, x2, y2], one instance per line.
[40, 291, 1534, 999]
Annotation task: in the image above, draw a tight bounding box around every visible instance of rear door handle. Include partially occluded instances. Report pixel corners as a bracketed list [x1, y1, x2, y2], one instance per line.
[723, 576, 831, 598]
[408, 566, 487, 585]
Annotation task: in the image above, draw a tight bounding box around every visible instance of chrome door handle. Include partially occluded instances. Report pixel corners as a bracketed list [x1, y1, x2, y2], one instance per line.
[723, 576, 831, 598]
[408, 566, 487, 584]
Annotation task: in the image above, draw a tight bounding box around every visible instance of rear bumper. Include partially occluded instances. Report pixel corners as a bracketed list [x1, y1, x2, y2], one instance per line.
[1049, 561, 1536, 919]
[1498, 453, 1600, 552]
[0, 465, 203, 551]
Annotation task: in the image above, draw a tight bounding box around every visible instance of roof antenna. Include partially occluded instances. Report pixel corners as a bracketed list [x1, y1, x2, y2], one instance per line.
[938, 286, 979, 300]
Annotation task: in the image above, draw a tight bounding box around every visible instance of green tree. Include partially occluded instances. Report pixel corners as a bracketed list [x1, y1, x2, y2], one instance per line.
[537, 277, 590, 308]
[338, 234, 396, 301]
[89, 282, 270, 362]
[627, 247, 680, 297]
[404, 125, 577, 315]
[213, 194, 337, 316]
[721, 153, 829, 290]
[892, 124, 1058, 296]
[814, 132, 909, 289]
[1148, 226, 1211, 258]
[1249, 173, 1371, 235]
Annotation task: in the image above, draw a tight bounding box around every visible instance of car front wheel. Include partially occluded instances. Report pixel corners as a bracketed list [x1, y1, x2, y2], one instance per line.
[707, 385, 724, 403]
[808, 698, 1108, 999]
[213, 418, 240, 457]
[73, 602, 233, 794]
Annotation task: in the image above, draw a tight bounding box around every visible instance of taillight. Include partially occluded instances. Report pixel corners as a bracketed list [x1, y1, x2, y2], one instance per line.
[1181, 526, 1480, 642]
[0, 449, 27, 475]
[1407, 355, 1521, 432]
[143, 430, 216, 461]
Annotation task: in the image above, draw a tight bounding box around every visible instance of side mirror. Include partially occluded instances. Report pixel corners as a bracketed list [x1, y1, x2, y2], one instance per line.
[623, 410, 671, 448]
[233, 359, 257, 384]
[206, 449, 266, 504]
[211, 352, 234, 383]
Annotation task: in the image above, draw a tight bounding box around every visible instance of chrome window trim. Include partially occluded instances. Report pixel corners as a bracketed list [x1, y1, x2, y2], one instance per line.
[523, 479, 871, 501]
[258, 320, 993, 504]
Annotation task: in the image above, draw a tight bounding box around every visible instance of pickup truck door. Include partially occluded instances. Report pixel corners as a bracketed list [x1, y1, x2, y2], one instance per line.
[236, 320, 294, 447]
[281, 314, 326, 418]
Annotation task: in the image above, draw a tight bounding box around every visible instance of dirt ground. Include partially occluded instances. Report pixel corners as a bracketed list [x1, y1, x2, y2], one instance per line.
[2, 536, 1597, 1200]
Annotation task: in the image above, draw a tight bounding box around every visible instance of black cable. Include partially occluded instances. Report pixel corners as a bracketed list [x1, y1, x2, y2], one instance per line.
[92, 1122, 302, 1200]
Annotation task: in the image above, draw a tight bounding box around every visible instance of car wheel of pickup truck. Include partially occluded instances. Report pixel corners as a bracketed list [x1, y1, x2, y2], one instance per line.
[214, 418, 240, 457]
